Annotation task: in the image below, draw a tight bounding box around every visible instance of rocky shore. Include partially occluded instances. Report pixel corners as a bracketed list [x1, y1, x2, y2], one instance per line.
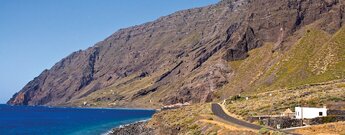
[109, 121, 154, 135]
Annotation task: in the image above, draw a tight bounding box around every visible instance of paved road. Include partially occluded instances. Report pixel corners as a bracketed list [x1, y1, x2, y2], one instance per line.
[211, 103, 263, 130]
[211, 103, 299, 135]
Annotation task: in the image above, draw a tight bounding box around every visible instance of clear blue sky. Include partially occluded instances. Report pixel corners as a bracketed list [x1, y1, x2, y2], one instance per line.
[0, 0, 219, 103]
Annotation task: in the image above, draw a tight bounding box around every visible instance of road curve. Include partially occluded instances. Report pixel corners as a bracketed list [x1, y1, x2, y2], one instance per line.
[211, 103, 262, 130]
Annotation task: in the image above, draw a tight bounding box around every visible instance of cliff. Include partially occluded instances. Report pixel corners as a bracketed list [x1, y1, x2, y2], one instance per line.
[8, 0, 345, 108]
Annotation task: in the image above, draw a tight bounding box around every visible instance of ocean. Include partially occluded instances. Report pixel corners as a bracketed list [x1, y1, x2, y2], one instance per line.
[0, 104, 155, 135]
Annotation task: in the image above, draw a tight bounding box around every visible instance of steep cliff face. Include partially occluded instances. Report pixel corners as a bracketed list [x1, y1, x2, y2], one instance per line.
[8, 0, 345, 108]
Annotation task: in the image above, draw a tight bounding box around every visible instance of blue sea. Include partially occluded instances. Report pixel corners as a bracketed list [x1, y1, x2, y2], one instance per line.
[0, 104, 155, 135]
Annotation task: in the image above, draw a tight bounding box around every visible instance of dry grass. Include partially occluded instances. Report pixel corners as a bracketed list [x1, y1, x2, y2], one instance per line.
[147, 103, 212, 135]
[199, 119, 257, 135]
[293, 122, 345, 135]
[199, 119, 254, 131]
[147, 103, 258, 135]
[225, 80, 345, 117]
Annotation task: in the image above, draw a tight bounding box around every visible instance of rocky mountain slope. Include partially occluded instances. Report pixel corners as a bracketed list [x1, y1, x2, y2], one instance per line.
[8, 0, 345, 108]
[135, 25, 345, 135]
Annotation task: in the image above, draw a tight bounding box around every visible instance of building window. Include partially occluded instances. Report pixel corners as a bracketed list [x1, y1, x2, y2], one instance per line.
[319, 112, 323, 116]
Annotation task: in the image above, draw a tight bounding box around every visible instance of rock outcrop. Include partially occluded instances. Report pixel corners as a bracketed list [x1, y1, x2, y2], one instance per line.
[8, 0, 345, 108]
[110, 122, 154, 135]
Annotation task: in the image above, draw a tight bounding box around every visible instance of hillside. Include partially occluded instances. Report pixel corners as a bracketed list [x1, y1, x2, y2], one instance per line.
[137, 26, 345, 135]
[8, 0, 345, 109]
[220, 24, 345, 117]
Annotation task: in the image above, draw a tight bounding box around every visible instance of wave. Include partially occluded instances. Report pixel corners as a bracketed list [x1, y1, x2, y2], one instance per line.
[102, 118, 152, 135]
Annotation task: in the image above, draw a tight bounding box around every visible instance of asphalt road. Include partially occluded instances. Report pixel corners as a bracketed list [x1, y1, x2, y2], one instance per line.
[211, 103, 263, 130]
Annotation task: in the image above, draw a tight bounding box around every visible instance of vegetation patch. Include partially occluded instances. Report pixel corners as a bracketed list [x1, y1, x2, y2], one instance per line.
[225, 80, 345, 117]
[293, 122, 345, 135]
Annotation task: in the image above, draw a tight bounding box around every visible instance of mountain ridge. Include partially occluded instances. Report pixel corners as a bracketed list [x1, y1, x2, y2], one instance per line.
[8, 0, 345, 108]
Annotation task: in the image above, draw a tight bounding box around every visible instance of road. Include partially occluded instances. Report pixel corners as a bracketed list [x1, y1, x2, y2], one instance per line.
[211, 103, 299, 135]
[211, 103, 263, 130]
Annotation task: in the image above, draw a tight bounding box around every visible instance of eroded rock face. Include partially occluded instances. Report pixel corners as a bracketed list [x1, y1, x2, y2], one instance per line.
[162, 61, 232, 105]
[8, 0, 345, 107]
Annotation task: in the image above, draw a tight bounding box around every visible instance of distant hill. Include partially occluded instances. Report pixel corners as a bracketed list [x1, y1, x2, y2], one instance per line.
[8, 0, 345, 109]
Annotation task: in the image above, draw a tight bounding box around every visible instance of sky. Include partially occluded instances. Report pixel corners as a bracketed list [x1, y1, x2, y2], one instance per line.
[0, 0, 219, 103]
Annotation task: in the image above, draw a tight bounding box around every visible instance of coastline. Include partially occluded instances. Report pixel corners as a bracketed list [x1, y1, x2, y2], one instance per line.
[4, 104, 157, 111]
[102, 118, 152, 135]
[117, 119, 151, 128]
[108, 119, 154, 135]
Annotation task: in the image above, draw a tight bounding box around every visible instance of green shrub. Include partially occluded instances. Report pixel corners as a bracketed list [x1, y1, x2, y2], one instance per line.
[209, 131, 217, 135]
[307, 100, 318, 106]
[258, 120, 265, 126]
[322, 116, 337, 123]
[272, 131, 287, 135]
[187, 129, 201, 135]
[329, 96, 344, 102]
[229, 95, 245, 101]
[259, 127, 270, 135]
[188, 124, 199, 130]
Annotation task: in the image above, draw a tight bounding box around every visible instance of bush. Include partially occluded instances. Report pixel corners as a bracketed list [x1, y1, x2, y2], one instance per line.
[258, 120, 265, 126]
[322, 116, 337, 123]
[259, 127, 270, 135]
[209, 131, 217, 135]
[188, 124, 199, 130]
[187, 128, 201, 135]
[272, 131, 287, 135]
[329, 96, 344, 102]
[307, 99, 318, 106]
[229, 95, 245, 101]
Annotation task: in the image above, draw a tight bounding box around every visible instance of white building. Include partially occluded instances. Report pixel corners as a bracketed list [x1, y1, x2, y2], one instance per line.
[295, 107, 327, 119]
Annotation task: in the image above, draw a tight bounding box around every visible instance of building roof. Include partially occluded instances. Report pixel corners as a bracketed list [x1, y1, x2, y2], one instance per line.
[283, 108, 293, 114]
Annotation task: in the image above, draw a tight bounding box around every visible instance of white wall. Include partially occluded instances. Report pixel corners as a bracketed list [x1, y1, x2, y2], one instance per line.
[295, 107, 327, 119]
